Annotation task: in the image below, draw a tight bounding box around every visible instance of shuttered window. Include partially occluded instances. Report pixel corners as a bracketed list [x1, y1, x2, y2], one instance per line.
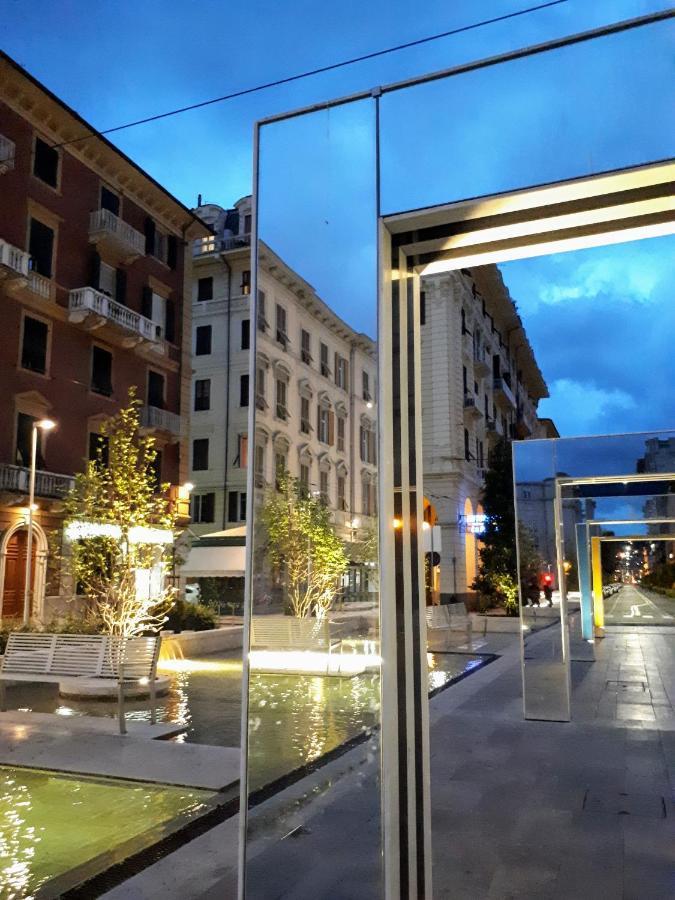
[195, 325, 212, 355]
[91, 346, 113, 396]
[194, 379, 211, 411]
[192, 438, 209, 471]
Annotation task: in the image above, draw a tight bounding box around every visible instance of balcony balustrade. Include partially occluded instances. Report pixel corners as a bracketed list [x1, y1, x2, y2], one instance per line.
[68, 287, 162, 352]
[493, 377, 517, 410]
[88, 208, 145, 263]
[473, 347, 491, 378]
[139, 405, 181, 439]
[0, 134, 15, 174]
[0, 239, 29, 279]
[463, 394, 483, 420]
[0, 464, 74, 499]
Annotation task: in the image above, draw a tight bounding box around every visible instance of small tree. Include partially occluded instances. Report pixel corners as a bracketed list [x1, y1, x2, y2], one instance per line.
[260, 472, 348, 619]
[62, 389, 177, 636]
[472, 438, 521, 615]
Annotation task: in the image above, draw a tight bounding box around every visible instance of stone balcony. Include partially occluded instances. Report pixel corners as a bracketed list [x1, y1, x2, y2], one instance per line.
[0, 464, 74, 499]
[88, 208, 146, 263]
[0, 240, 53, 302]
[68, 287, 163, 354]
[139, 405, 182, 440]
[463, 393, 483, 421]
[493, 377, 517, 410]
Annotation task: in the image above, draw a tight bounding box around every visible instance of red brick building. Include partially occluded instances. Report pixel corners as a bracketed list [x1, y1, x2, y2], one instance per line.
[0, 52, 208, 622]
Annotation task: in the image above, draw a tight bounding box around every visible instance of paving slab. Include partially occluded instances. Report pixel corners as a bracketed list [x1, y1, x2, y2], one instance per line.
[0, 714, 239, 789]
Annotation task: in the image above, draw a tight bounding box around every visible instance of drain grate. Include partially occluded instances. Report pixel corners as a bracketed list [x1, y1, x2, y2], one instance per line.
[583, 789, 666, 819]
[605, 680, 646, 693]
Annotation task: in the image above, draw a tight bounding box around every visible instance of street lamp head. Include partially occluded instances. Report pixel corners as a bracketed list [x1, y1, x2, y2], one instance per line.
[37, 418, 56, 431]
[183, 482, 195, 492]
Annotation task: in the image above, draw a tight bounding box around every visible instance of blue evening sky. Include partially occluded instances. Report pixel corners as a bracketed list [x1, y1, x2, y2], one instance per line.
[2, 0, 673, 437]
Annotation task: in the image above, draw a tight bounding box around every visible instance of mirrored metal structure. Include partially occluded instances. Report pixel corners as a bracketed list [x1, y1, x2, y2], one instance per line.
[240, 11, 675, 897]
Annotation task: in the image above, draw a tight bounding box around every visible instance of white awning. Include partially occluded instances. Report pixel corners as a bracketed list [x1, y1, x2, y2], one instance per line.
[180, 527, 246, 578]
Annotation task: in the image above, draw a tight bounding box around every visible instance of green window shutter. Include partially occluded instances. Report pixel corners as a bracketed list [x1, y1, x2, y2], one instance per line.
[141, 285, 153, 319]
[115, 268, 127, 305]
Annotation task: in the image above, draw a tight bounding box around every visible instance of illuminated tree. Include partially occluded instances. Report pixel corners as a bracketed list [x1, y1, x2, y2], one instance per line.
[260, 472, 348, 619]
[62, 389, 177, 636]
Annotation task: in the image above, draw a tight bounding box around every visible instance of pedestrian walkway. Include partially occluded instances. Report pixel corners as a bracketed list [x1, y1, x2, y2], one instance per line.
[102, 623, 675, 899]
[604, 583, 674, 625]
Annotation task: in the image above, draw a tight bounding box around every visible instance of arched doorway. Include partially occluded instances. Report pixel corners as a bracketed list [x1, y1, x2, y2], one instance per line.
[0, 521, 48, 622]
[464, 497, 476, 591]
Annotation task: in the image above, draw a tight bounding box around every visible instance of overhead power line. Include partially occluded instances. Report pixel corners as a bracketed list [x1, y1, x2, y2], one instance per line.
[51, 0, 567, 149]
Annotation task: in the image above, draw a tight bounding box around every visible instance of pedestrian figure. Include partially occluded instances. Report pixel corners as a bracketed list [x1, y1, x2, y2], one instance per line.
[543, 583, 553, 607]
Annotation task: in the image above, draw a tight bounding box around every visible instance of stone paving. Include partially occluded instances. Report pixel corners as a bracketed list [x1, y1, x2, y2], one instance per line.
[102, 623, 675, 898]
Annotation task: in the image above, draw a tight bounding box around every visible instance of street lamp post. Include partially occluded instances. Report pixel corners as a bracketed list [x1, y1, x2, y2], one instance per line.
[23, 418, 56, 625]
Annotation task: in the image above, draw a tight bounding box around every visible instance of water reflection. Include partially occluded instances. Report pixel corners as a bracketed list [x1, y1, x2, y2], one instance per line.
[7, 651, 486, 791]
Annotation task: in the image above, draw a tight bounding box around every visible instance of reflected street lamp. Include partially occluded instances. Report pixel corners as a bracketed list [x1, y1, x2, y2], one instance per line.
[23, 418, 56, 625]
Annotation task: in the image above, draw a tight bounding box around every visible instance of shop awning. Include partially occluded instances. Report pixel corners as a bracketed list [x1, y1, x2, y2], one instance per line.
[179, 527, 246, 578]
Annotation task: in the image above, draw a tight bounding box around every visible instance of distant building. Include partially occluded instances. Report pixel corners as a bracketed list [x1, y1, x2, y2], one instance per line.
[639, 437, 675, 563]
[420, 265, 553, 603]
[0, 52, 208, 622]
[186, 199, 377, 595]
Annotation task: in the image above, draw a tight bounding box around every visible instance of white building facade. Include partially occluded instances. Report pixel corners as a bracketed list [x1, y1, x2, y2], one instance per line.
[188, 198, 377, 556]
[420, 265, 551, 605]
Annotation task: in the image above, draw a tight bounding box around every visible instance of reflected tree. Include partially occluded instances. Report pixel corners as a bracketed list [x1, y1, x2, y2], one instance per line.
[260, 471, 348, 619]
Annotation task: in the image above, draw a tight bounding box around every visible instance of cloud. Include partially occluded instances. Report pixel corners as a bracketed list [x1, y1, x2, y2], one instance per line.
[538, 378, 637, 437]
[538, 252, 663, 307]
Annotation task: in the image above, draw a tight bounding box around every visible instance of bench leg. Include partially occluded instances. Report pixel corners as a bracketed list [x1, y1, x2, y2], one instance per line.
[150, 676, 157, 725]
[117, 663, 127, 736]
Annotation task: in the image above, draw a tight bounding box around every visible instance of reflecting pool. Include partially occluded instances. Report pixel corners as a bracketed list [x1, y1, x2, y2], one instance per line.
[0, 766, 212, 898]
[5, 651, 489, 791]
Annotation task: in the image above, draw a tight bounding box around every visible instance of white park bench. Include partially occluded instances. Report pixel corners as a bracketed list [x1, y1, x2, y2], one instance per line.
[251, 616, 344, 653]
[425, 603, 471, 632]
[0, 632, 161, 734]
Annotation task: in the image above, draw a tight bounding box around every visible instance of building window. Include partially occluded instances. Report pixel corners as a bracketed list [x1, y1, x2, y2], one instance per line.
[420, 291, 426, 326]
[320, 342, 330, 378]
[33, 137, 59, 188]
[275, 451, 286, 489]
[240, 374, 249, 407]
[88, 433, 109, 468]
[318, 407, 332, 444]
[150, 449, 163, 490]
[299, 463, 310, 494]
[301, 329, 311, 365]
[464, 428, 471, 462]
[192, 438, 209, 471]
[335, 355, 348, 391]
[192, 492, 215, 524]
[228, 490, 248, 522]
[241, 270, 251, 296]
[337, 475, 346, 511]
[236, 434, 248, 467]
[20, 315, 48, 374]
[100, 186, 120, 216]
[255, 367, 266, 409]
[197, 277, 213, 302]
[241, 319, 250, 350]
[320, 469, 329, 505]
[362, 478, 372, 516]
[362, 370, 371, 402]
[275, 304, 288, 349]
[360, 425, 376, 464]
[254, 444, 265, 487]
[16, 413, 45, 468]
[147, 370, 165, 409]
[300, 396, 311, 434]
[257, 290, 268, 332]
[28, 218, 54, 278]
[194, 379, 211, 411]
[337, 416, 345, 453]
[275, 378, 288, 420]
[195, 325, 212, 355]
[91, 346, 113, 396]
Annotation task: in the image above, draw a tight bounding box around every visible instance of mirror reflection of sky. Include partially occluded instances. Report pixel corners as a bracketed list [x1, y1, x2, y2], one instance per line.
[515, 431, 675, 520]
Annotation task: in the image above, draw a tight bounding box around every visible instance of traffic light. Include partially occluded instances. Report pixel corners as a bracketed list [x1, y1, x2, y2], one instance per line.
[543, 573, 553, 585]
